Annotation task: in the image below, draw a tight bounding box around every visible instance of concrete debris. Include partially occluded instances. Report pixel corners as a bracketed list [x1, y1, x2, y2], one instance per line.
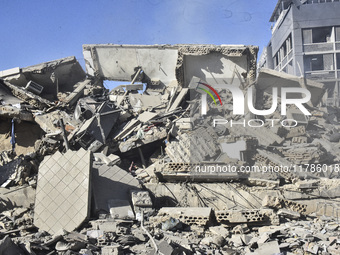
[215, 209, 279, 226]
[34, 149, 91, 235]
[262, 195, 307, 214]
[0, 44, 339, 254]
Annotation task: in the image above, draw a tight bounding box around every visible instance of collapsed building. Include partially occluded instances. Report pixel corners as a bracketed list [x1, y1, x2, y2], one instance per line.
[0, 44, 339, 255]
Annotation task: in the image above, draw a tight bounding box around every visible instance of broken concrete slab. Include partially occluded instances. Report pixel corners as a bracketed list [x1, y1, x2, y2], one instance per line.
[83, 44, 178, 85]
[0, 236, 26, 255]
[34, 149, 91, 235]
[209, 226, 229, 238]
[262, 195, 307, 214]
[61, 79, 92, 106]
[108, 199, 134, 220]
[91, 162, 140, 216]
[34, 110, 80, 134]
[0, 186, 35, 211]
[253, 240, 280, 255]
[0, 56, 86, 98]
[93, 153, 121, 166]
[156, 207, 212, 226]
[277, 209, 300, 219]
[118, 126, 167, 153]
[256, 68, 325, 106]
[73, 102, 120, 150]
[131, 190, 153, 220]
[83, 44, 258, 88]
[0, 79, 22, 105]
[168, 88, 189, 112]
[2, 80, 53, 109]
[165, 126, 220, 163]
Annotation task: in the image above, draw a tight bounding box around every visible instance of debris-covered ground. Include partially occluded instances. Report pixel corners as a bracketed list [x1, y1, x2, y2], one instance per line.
[0, 44, 339, 254]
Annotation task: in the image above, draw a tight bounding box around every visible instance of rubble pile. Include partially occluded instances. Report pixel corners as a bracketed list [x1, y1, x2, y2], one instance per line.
[0, 44, 339, 254]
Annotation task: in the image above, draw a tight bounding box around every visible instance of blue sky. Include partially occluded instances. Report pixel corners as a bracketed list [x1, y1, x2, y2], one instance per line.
[0, 0, 277, 72]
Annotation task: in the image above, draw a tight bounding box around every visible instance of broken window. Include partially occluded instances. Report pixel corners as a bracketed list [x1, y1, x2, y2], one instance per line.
[303, 27, 333, 44]
[304, 54, 334, 71]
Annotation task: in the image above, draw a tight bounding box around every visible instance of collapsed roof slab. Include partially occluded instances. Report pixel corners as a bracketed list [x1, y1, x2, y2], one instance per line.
[82, 44, 258, 87]
[83, 44, 178, 85]
[0, 56, 86, 96]
[256, 68, 326, 106]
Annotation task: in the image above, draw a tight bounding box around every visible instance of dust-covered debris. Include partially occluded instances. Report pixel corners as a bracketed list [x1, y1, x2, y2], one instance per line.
[0, 44, 339, 254]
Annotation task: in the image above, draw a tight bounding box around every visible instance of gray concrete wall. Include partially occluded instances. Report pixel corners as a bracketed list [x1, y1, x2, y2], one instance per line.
[83, 45, 179, 85]
[183, 53, 248, 86]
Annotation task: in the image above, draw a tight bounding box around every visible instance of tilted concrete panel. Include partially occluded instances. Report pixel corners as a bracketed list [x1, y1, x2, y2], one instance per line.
[34, 149, 91, 235]
[256, 68, 326, 106]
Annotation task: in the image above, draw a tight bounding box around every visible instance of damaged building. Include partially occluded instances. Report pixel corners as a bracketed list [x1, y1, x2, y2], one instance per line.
[258, 0, 340, 106]
[0, 43, 339, 255]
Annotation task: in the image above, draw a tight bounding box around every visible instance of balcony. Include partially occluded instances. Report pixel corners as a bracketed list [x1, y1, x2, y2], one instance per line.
[305, 70, 336, 80]
[304, 43, 333, 53]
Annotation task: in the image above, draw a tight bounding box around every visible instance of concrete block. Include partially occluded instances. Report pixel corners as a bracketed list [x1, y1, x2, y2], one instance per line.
[215, 209, 276, 225]
[0, 186, 35, 211]
[157, 207, 212, 226]
[262, 195, 307, 214]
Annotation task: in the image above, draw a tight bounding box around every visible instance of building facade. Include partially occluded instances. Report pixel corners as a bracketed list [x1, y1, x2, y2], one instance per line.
[258, 0, 340, 106]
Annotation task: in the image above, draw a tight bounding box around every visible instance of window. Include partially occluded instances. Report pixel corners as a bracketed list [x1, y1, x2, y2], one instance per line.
[282, 41, 287, 57]
[286, 35, 292, 52]
[273, 53, 279, 67]
[304, 54, 334, 71]
[303, 27, 332, 44]
[336, 27, 340, 41]
[337, 53, 340, 69]
[313, 27, 332, 43]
